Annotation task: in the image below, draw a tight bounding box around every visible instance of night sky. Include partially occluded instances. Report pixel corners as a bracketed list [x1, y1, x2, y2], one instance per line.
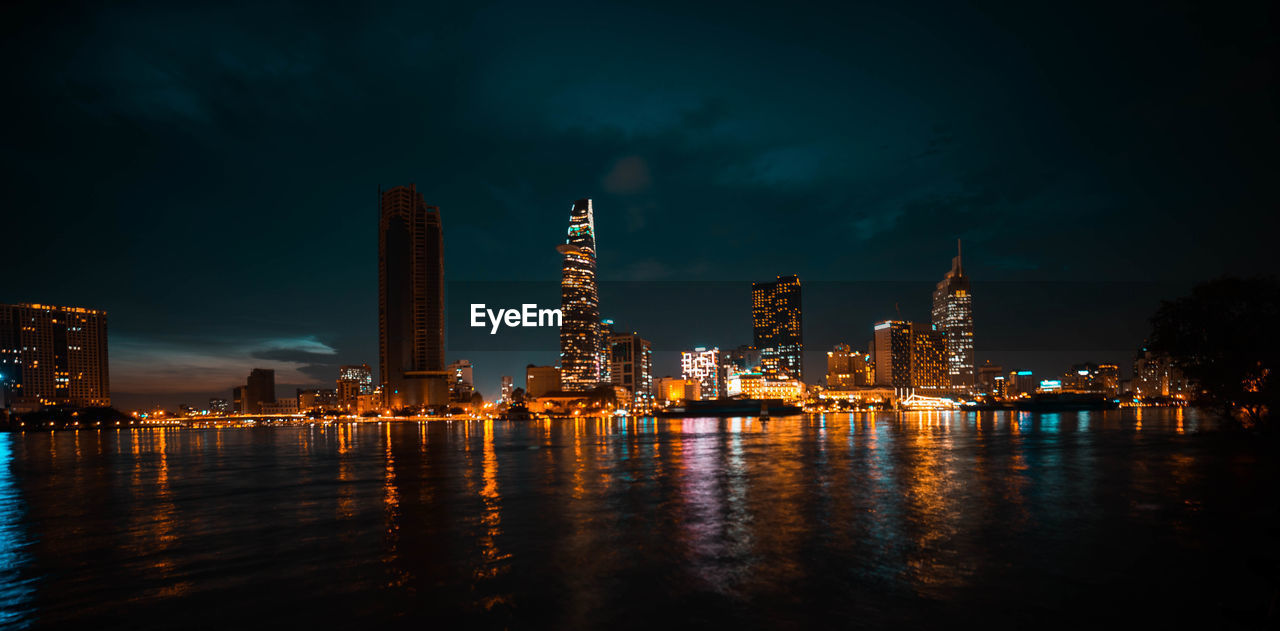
[4, 1, 1277, 409]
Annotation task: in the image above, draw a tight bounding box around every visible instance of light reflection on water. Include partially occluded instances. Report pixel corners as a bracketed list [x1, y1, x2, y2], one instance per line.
[1, 409, 1276, 628]
[0, 433, 35, 628]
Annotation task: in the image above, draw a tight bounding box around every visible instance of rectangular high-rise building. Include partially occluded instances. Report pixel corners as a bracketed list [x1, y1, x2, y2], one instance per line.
[245, 368, 275, 414]
[932, 241, 974, 391]
[379, 184, 447, 409]
[872, 321, 944, 391]
[0, 303, 110, 410]
[752, 275, 803, 381]
[557, 199, 601, 391]
[609, 332, 653, 412]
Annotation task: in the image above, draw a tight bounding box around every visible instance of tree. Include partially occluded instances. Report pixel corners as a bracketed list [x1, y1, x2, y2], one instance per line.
[1147, 276, 1279, 430]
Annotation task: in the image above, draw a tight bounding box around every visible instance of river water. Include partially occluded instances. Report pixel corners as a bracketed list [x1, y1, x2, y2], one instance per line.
[1, 410, 1276, 629]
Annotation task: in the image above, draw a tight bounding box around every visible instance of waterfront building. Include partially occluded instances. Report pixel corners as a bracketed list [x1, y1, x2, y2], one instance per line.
[1133, 348, 1188, 399]
[725, 371, 804, 401]
[526, 365, 561, 398]
[448, 359, 474, 402]
[654, 377, 699, 404]
[609, 331, 653, 412]
[931, 241, 974, 391]
[752, 275, 803, 381]
[872, 321, 912, 388]
[826, 343, 874, 389]
[232, 386, 248, 413]
[1006, 370, 1037, 398]
[1064, 363, 1121, 396]
[209, 398, 232, 414]
[297, 388, 338, 412]
[976, 361, 1004, 395]
[872, 321, 945, 392]
[557, 199, 602, 391]
[245, 368, 275, 414]
[0, 302, 110, 411]
[379, 184, 447, 409]
[911, 328, 947, 392]
[680, 346, 721, 399]
[259, 398, 299, 415]
[337, 363, 374, 411]
[338, 364, 374, 393]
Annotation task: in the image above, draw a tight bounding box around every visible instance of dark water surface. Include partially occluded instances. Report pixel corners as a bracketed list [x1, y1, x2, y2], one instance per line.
[2, 410, 1277, 629]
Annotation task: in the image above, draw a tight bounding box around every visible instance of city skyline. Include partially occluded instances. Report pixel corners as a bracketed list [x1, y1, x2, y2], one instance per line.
[4, 1, 1276, 408]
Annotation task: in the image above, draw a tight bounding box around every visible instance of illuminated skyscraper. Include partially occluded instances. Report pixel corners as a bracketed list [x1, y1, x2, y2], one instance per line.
[378, 184, 447, 409]
[598, 319, 615, 384]
[0, 303, 110, 410]
[609, 331, 653, 412]
[680, 346, 721, 399]
[872, 320, 945, 392]
[752, 275, 803, 381]
[932, 240, 974, 390]
[872, 321, 913, 389]
[557, 198, 601, 391]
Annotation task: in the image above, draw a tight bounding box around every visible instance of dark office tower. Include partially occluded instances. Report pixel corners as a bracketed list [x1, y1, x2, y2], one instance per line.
[0, 303, 110, 410]
[932, 240, 974, 391]
[245, 368, 275, 414]
[557, 198, 601, 392]
[752, 275, 803, 381]
[379, 184, 447, 409]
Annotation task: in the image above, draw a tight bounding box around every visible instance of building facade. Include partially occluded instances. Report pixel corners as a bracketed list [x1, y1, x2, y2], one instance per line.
[976, 361, 1005, 396]
[526, 365, 561, 398]
[0, 303, 110, 410]
[931, 241, 974, 391]
[872, 321, 945, 392]
[557, 199, 602, 391]
[378, 184, 447, 409]
[826, 343, 874, 389]
[654, 377, 699, 404]
[725, 372, 804, 401]
[500, 376, 514, 404]
[448, 359, 474, 402]
[752, 275, 803, 381]
[680, 346, 721, 399]
[609, 332, 653, 412]
[245, 368, 275, 414]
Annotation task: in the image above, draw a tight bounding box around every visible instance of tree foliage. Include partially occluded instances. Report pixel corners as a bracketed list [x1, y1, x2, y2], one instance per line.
[1148, 276, 1279, 429]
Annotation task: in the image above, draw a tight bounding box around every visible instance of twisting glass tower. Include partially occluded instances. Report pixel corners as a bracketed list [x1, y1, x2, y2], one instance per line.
[931, 240, 974, 391]
[557, 199, 601, 391]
